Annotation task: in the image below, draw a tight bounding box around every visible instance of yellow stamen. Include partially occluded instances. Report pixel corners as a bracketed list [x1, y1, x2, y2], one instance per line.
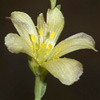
[31, 45, 33, 48]
[50, 32, 55, 39]
[36, 58, 39, 62]
[38, 49, 41, 54]
[36, 44, 39, 50]
[30, 34, 36, 42]
[39, 28, 43, 35]
[30, 45, 34, 53]
[41, 43, 46, 48]
[48, 44, 52, 50]
[33, 53, 36, 58]
[46, 44, 52, 55]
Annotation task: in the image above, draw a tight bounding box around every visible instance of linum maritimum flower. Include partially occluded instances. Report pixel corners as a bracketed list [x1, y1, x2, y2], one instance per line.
[5, 7, 97, 85]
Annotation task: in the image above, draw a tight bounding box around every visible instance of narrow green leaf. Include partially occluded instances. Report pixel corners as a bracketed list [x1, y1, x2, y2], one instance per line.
[56, 4, 61, 10]
[50, 0, 57, 9]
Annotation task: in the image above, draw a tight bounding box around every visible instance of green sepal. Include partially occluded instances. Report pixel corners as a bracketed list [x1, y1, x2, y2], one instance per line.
[50, 0, 57, 9]
[28, 56, 39, 75]
[56, 4, 61, 10]
[28, 56, 47, 76]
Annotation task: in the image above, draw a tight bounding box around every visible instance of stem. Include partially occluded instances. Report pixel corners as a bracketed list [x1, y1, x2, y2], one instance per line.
[34, 75, 47, 100]
[28, 57, 47, 100]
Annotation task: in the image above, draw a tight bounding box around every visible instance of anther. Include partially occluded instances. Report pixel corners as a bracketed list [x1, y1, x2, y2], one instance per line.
[41, 43, 46, 48]
[50, 32, 55, 39]
[30, 34, 36, 42]
[48, 44, 52, 50]
[39, 28, 43, 35]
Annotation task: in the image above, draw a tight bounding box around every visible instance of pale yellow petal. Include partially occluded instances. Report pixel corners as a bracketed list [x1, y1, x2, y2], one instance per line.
[10, 11, 38, 44]
[49, 33, 97, 59]
[37, 13, 47, 36]
[5, 33, 33, 57]
[41, 58, 83, 85]
[37, 13, 48, 44]
[46, 7, 64, 46]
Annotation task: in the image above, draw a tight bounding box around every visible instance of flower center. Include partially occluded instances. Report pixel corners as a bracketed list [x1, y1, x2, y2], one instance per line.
[30, 28, 55, 64]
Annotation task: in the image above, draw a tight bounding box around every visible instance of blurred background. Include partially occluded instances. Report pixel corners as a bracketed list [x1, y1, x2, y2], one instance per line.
[0, 0, 100, 100]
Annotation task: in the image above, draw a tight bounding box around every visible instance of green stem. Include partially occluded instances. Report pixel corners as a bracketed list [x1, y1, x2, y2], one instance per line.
[34, 75, 47, 100]
[28, 57, 47, 100]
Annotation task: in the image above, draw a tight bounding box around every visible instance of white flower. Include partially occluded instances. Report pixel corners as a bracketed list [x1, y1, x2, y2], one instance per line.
[5, 7, 97, 85]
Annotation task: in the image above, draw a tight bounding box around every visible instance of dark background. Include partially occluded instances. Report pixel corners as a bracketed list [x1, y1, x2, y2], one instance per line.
[0, 0, 100, 100]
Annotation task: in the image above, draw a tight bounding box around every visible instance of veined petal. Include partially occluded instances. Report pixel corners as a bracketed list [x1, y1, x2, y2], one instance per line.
[5, 33, 33, 57]
[46, 7, 64, 46]
[49, 33, 97, 59]
[10, 11, 38, 44]
[37, 13, 47, 36]
[41, 58, 83, 85]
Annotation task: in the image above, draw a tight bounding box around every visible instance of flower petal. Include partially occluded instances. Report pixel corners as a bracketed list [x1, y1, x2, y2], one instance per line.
[10, 11, 38, 44]
[5, 33, 33, 57]
[46, 7, 64, 46]
[37, 13, 47, 36]
[37, 13, 48, 43]
[49, 33, 97, 59]
[41, 58, 83, 85]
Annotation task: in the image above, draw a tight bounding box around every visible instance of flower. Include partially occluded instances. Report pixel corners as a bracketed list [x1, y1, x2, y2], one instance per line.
[5, 7, 97, 85]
